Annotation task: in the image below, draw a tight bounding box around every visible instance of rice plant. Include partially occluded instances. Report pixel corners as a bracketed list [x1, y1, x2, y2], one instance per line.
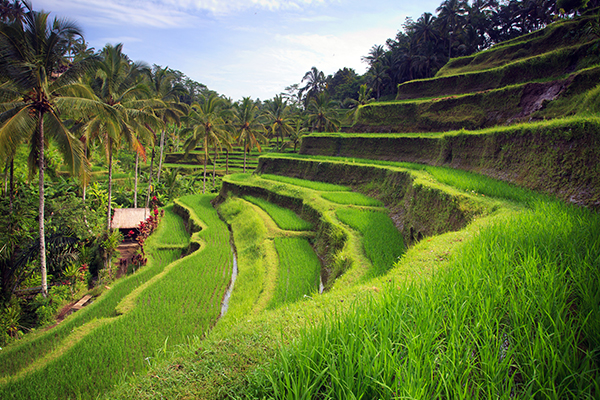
[243, 196, 313, 231]
[249, 200, 600, 398]
[269, 237, 321, 308]
[336, 208, 404, 277]
[321, 191, 383, 206]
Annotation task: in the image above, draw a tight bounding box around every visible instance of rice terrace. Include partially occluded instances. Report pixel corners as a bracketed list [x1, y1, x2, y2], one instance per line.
[1, 1, 600, 399]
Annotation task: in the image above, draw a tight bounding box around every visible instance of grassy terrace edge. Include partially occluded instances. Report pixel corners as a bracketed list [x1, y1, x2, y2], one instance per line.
[298, 116, 600, 209]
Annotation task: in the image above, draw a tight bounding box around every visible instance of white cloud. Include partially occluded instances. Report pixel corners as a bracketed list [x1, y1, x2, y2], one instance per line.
[36, 0, 199, 28]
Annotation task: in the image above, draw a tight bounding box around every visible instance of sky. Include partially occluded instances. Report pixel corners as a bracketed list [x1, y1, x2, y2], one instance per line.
[35, 0, 441, 101]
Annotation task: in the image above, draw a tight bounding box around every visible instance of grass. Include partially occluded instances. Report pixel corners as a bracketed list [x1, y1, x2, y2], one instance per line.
[249, 200, 600, 398]
[321, 191, 384, 206]
[243, 196, 313, 231]
[260, 174, 350, 192]
[269, 237, 321, 309]
[335, 208, 405, 277]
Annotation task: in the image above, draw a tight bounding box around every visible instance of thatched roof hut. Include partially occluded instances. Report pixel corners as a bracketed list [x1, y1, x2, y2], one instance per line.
[111, 208, 151, 230]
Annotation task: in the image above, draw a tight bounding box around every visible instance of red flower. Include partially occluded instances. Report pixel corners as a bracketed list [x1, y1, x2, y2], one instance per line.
[152, 196, 157, 202]
[153, 209, 158, 216]
[129, 230, 135, 236]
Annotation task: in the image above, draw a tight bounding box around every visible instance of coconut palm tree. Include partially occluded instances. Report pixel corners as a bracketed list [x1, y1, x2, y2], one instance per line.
[299, 66, 326, 108]
[146, 65, 187, 186]
[84, 43, 162, 230]
[344, 84, 375, 124]
[264, 95, 294, 149]
[436, 0, 468, 58]
[235, 97, 266, 172]
[181, 93, 228, 193]
[287, 119, 308, 152]
[307, 92, 341, 133]
[0, 5, 96, 296]
[367, 62, 388, 100]
[361, 44, 386, 67]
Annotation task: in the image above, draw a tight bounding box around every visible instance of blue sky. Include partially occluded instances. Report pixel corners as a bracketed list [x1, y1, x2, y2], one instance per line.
[36, 0, 440, 101]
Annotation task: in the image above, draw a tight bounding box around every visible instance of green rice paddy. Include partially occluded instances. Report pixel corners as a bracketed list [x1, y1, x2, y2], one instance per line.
[243, 195, 313, 231]
[269, 237, 321, 308]
[336, 208, 405, 277]
[321, 191, 384, 206]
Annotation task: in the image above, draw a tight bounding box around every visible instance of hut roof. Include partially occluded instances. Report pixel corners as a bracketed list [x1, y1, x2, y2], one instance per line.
[111, 208, 151, 230]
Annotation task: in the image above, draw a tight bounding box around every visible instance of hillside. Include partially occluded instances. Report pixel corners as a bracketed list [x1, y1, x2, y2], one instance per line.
[1, 14, 599, 400]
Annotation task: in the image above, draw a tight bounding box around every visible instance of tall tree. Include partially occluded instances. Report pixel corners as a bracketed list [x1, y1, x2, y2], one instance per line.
[299, 66, 326, 108]
[307, 92, 341, 133]
[234, 97, 266, 172]
[361, 44, 386, 67]
[264, 95, 294, 148]
[436, 0, 468, 58]
[0, 4, 94, 296]
[182, 93, 228, 193]
[146, 65, 187, 187]
[85, 43, 162, 230]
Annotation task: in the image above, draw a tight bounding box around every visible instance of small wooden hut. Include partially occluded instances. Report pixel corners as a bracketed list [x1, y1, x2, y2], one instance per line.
[111, 208, 150, 241]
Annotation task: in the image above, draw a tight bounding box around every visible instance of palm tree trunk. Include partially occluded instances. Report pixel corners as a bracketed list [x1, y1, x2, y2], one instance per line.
[243, 139, 247, 173]
[134, 152, 139, 208]
[212, 147, 217, 188]
[38, 111, 48, 298]
[82, 145, 87, 203]
[226, 149, 229, 175]
[107, 144, 113, 232]
[156, 129, 165, 185]
[9, 159, 14, 213]
[145, 147, 155, 210]
[202, 154, 207, 194]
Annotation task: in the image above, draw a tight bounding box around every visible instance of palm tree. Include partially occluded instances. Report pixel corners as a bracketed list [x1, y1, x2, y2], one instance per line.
[361, 44, 386, 67]
[412, 12, 441, 46]
[344, 84, 375, 124]
[264, 95, 294, 149]
[85, 43, 162, 230]
[235, 97, 266, 172]
[367, 63, 388, 100]
[307, 92, 341, 133]
[436, 0, 468, 58]
[299, 66, 326, 108]
[146, 65, 187, 186]
[0, 5, 95, 297]
[182, 93, 228, 193]
[287, 119, 308, 152]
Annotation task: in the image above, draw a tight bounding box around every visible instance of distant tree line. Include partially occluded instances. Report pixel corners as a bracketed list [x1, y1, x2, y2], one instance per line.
[284, 0, 599, 105]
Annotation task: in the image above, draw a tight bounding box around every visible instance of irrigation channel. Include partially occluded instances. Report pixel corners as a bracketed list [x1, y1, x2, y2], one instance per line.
[219, 246, 238, 318]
